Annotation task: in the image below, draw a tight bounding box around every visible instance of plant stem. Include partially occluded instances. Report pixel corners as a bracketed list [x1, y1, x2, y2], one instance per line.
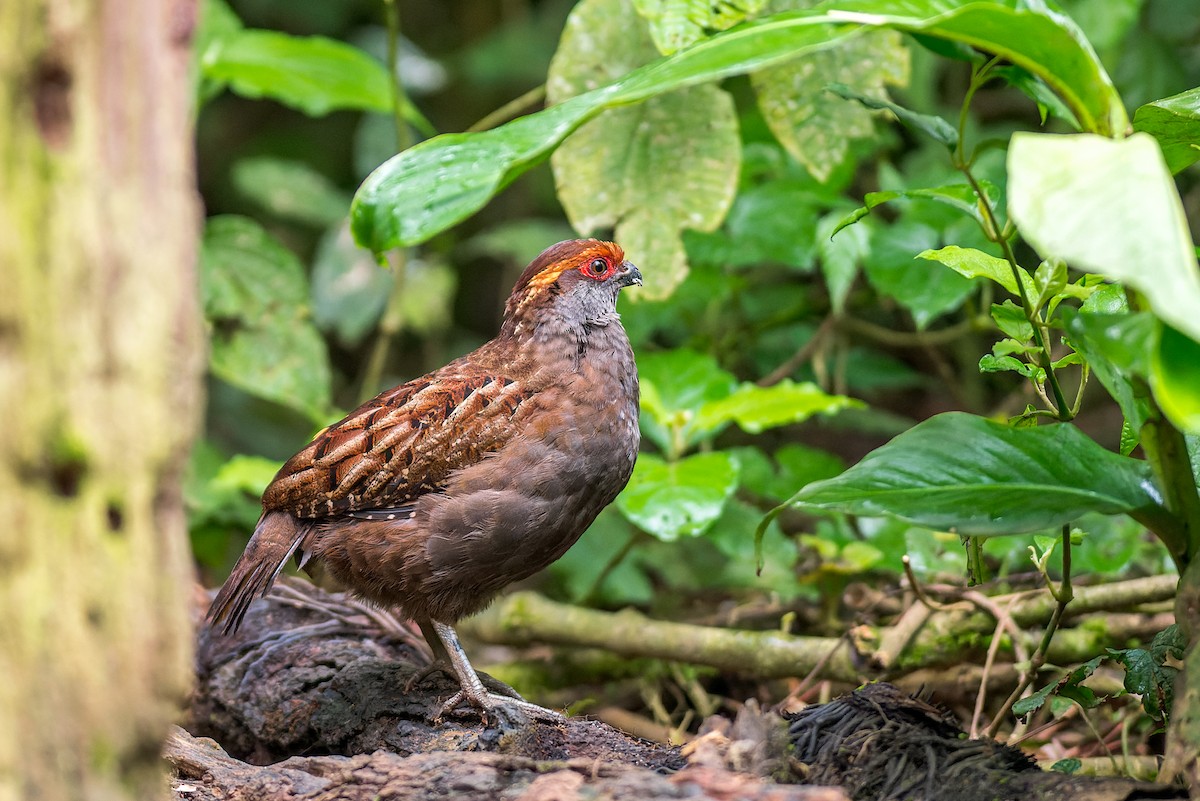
[468, 85, 547, 133]
[381, 0, 410, 152]
[986, 524, 1073, 739]
[358, 0, 414, 402]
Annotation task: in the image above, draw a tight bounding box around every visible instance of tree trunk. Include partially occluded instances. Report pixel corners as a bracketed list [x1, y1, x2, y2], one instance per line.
[0, 1, 202, 799]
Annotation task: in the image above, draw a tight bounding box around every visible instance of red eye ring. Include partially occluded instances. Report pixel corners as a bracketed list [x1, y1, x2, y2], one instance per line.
[581, 257, 612, 280]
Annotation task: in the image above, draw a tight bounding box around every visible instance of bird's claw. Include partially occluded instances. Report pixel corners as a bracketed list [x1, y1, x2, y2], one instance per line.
[434, 689, 565, 727]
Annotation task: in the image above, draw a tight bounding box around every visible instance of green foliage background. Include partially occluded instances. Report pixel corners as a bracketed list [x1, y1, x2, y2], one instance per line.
[189, 0, 1200, 750]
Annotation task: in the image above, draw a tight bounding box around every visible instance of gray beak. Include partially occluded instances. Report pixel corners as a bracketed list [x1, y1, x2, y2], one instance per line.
[617, 262, 642, 288]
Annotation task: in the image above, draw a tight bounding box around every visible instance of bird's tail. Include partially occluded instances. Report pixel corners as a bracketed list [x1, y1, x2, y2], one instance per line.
[206, 510, 307, 635]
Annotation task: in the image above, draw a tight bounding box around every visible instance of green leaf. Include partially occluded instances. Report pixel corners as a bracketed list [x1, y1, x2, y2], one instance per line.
[633, 0, 766, 54]
[310, 224, 394, 347]
[862, 220, 976, 327]
[1012, 656, 1105, 718]
[834, 182, 999, 236]
[352, 0, 1124, 254]
[712, 179, 825, 270]
[548, 0, 740, 299]
[1008, 133, 1200, 346]
[1108, 625, 1185, 722]
[1050, 758, 1082, 775]
[1133, 87, 1200, 174]
[791, 412, 1161, 536]
[200, 216, 332, 421]
[826, 82, 957, 147]
[1061, 306, 1155, 440]
[1151, 324, 1200, 434]
[818, 211, 867, 313]
[993, 65, 1080, 129]
[752, 0, 909, 182]
[918, 245, 1034, 297]
[693, 379, 862, 436]
[979, 354, 1037, 378]
[231, 157, 351, 228]
[193, 0, 243, 104]
[990, 300, 1033, 341]
[202, 29, 427, 125]
[616, 452, 741, 540]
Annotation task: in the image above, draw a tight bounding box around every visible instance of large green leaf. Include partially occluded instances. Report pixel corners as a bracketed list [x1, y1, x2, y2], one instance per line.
[1152, 324, 1200, 433]
[918, 245, 1035, 298]
[1009, 133, 1200, 346]
[790, 412, 1161, 535]
[200, 216, 332, 421]
[352, 0, 1124, 255]
[548, 0, 740, 299]
[634, 0, 766, 54]
[616, 452, 741, 540]
[231, 157, 351, 228]
[693, 380, 861, 435]
[752, 0, 909, 182]
[202, 29, 427, 125]
[862, 220, 976, 327]
[1133, 86, 1200, 174]
[1061, 306, 1155, 447]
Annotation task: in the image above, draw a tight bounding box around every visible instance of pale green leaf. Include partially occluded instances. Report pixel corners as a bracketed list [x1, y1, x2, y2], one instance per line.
[1152, 324, 1200, 434]
[616, 452, 741, 540]
[353, 0, 1124, 254]
[633, 0, 766, 54]
[694, 380, 861, 435]
[752, 0, 909, 181]
[548, 0, 740, 299]
[918, 245, 1034, 298]
[1008, 133, 1200, 346]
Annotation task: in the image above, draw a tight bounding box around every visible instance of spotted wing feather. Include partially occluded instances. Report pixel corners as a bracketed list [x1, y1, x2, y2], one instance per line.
[263, 369, 531, 519]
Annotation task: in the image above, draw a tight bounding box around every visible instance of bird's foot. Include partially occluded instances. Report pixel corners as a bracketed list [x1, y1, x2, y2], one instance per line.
[437, 688, 565, 727]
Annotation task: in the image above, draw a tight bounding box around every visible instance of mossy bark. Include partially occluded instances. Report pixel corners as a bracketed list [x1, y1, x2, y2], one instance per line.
[0, 1, 202, 799]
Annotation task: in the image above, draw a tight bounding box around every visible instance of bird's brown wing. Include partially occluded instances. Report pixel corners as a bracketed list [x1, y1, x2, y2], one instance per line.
[262, 368, 533, 519]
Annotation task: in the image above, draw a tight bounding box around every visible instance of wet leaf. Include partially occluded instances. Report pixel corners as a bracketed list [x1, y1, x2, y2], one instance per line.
[790, 412, 1161, 536]
[617, 452, 741, 540]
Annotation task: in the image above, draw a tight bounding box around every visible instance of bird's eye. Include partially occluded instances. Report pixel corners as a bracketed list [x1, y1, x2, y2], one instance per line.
[583, 258, 610, 279]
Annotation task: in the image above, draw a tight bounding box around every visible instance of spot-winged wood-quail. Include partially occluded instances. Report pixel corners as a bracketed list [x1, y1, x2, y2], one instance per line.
[207, 239, 642, 720]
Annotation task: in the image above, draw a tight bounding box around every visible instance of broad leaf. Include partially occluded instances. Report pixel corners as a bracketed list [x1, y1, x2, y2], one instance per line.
[310, 224, 394, 347]
[616, 452, 741, 540]
[634, 0, 766, 54]
[232, 157, 351, 227]
[352, 0, 1124, 255]
[1013, 656, 1105, 718]
[693, 380, 861, 436]
[862, 220, 976, 328]
[200, 216, 332, 421]
[753, 0, 909, 181]
[1061, 305, 1155, 446]
[790, 412, 1162, 535]
[1108, 624, 1185, 723]
[827, 82, 957, 147]
[1008, 133, 1200, 346]
[1152, 324, 1200, 434]
[834, 182, 999, 236]
[548, 0, 740, 299]
[818, 211, 866, 313]
[919, 245, 1034, 298]
[202, 29, 427, 125]
[1133, 87, 1200, 174]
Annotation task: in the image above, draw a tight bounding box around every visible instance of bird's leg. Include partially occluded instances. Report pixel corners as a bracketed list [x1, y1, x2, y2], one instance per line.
[404, 619, 453, 693]
[430, 620, 564, 722]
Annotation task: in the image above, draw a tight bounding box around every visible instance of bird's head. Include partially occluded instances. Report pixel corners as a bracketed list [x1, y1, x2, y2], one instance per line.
[504, 239, 642, 332]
